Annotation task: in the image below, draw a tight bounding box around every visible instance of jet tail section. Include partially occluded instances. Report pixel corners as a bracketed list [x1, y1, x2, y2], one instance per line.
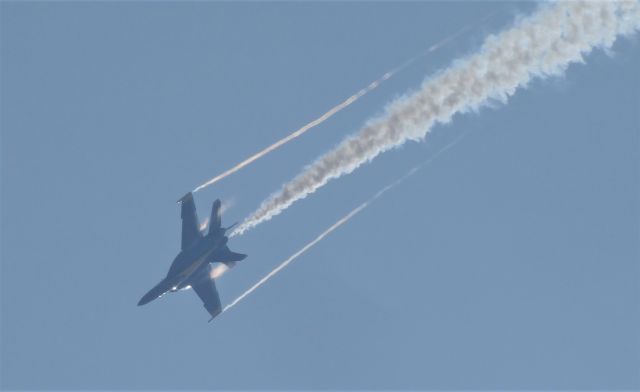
[208, 199, 222, 235]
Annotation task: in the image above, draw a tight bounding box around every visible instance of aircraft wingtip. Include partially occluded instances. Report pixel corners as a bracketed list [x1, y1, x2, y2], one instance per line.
[208, 309, 223, 323]
[177, 192, 193, 204]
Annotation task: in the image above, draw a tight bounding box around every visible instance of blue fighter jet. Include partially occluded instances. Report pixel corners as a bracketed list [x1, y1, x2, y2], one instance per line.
[138, 192, 246, 320]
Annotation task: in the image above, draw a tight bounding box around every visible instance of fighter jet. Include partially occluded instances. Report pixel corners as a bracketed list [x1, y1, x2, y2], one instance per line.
[137, 192, 246, 320]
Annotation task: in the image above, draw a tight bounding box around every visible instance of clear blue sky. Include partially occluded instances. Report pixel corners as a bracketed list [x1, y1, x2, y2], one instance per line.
[1, 1, 638, 389]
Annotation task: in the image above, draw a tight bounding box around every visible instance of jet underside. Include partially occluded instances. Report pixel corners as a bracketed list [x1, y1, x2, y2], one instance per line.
[138, 193, 247, 320]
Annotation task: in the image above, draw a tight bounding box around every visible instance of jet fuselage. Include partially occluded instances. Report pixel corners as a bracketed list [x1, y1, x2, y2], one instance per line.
[137, 194, 247, 319]
[138, 231, 227, 306]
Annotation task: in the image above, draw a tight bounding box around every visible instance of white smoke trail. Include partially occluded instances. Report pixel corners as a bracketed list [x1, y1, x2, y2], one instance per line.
[192, 76, 387, 193]
[232, 1, 640, 237]
[222, 203, 365, 313]
[192, 12, 498, 193]
[222, 130, 469, 314]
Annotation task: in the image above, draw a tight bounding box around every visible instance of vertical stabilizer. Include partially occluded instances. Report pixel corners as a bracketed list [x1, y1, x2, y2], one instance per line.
[208, 199, 222, 235]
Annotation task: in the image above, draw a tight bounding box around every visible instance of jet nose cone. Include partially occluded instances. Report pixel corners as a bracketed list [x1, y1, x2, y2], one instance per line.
[138, 280, 170, 306]
[138, 287, 161, 306]
[137, 294, 152, 306]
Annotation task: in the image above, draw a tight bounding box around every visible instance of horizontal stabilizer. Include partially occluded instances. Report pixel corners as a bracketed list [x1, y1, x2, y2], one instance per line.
[223, 251, 247, 262]
[215, 245, 247, 263]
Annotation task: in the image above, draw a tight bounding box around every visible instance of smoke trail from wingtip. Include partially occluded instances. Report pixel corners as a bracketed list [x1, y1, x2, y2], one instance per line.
[232, 1, 640, 237]
[222, 130, 470, 313]
[192, 13, 498, 194]
[192, 76, 387, 193]
[222, 203, 365, 313]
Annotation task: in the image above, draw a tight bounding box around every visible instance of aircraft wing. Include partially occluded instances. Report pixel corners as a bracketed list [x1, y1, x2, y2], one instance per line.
[179, 192, 202, 250]
[192, 273, 223, 319]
